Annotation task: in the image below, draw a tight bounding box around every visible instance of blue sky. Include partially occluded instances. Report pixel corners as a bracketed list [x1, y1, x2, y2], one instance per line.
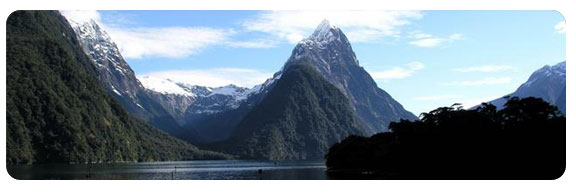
[62, 10, 566, 115]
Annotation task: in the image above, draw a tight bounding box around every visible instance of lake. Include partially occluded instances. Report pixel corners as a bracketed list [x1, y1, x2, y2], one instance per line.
[7, 160, 334, 180]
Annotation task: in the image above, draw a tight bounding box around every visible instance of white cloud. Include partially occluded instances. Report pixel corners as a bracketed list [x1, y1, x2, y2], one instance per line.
[446, 77, 512, 86]
[370, 61, 424, 80]
[410, 33, 463, 48]
[105, 27, 231, 59]
[452, 65, 516, 73]
[60, 10, 101, 23]
[243, 11, 423, 44]
[406, 61, 425, 70]
[555, 21, 566, 34]
[138, 68, 274, 88]
[409, 32, 433, 39]
[61, 10, 276, 59]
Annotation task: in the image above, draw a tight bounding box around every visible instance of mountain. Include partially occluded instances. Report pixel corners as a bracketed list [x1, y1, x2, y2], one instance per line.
[136, 20, 417, 144]
[220, 61, 367, 160]
[64, 16, 183, 135]
[138, 76, 257, 120]
[65, 15, 280, 143]
[62, 13, 279, 143]
[486, 61, 566, 114]
[284, 20, 418, 133]
[6, 10, 229, 164]
[137, 76, 272, 142]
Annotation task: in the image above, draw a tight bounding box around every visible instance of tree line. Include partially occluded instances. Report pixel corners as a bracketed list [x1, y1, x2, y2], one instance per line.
[325, 97, 565, 179]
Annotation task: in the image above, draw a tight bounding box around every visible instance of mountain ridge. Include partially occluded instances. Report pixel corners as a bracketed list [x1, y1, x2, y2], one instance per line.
[284, 20, 418, 134]
[64, 17, 184, 134]
[484, 61, 566, 114]
[57, 16, 419, 148]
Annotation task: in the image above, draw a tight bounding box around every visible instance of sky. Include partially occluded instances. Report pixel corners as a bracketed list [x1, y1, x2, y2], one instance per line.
[61, 10, 566, 115]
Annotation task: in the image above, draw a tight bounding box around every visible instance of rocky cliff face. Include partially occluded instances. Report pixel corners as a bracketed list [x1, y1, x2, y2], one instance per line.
[487, 61, 566, 114]
[284, 20, 418, 133]
[65, 17, 182, 134]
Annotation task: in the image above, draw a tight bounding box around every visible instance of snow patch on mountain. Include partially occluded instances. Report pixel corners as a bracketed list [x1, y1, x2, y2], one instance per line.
[209, 85, 249, 99]
[284, 19, 418, 133]
[481, 61, 566, 114]
[111, 85, 122, 96]
[139, 76, 196, 96]
[138, 75, 276, 104]
[310, 19, 338, 42]
[66, 19, 120, 70]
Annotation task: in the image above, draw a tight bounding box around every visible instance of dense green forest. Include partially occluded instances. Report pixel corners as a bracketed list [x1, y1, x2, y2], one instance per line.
[325, 97, 565, 179]
[217, 60, 367, 160]
[6, 10, 230, 164]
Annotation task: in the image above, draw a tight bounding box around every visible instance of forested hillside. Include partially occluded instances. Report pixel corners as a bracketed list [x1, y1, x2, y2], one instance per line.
[220, 60, 366, 160]
[6, 10, 229, 164]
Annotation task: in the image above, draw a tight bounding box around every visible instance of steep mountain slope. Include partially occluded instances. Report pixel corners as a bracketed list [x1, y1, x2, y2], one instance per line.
[486, 61, 566, 114]
[221, 61, 366, 160]
[63, 16, 183, 135]
[63, 15, 282, 143]
[6, 10, 229, 164]
[196, 20, 418, 144]
[556, 87, 566, 113]
[284, 20, 418, 133]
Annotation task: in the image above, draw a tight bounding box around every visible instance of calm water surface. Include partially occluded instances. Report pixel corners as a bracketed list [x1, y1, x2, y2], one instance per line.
[7, 160, 332, 180]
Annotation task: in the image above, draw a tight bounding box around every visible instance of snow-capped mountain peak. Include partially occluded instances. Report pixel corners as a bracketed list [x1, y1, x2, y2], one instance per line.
[310, 19, 337, 40]
[482, 61, 566, 114]
[137, 76, 264, 101]
[285, 20, 418, 133]
[298, 19, 345, 48]
[67, 19, 113, 43]
[63, 12, 189, 133]
[63, 14, 142, 99]
[522, 61, 566, 88]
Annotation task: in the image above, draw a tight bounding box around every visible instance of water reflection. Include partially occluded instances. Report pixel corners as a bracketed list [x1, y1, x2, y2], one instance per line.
[7, 160, 329, 180]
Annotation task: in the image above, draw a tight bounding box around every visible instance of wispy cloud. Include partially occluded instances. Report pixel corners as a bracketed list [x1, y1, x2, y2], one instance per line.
[409, 33, 463, 48]
[61, 10, 277, 59]
[106, 27, 231, 59]
[370, 61, 424, 80]
[243, 11, 423, 44]
[452, 65, 516, 73]
[225, 39, 278, 48]
[138, 68, 274, 88]
[446, 77, 512, 86]
[555, 21, 566, 34]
